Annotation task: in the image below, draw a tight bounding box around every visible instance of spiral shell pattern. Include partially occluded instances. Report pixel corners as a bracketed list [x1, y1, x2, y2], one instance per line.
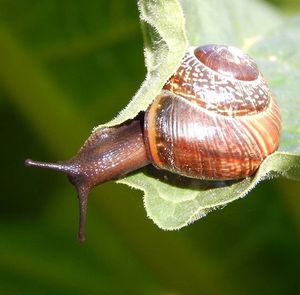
[144, 44, 281, 180]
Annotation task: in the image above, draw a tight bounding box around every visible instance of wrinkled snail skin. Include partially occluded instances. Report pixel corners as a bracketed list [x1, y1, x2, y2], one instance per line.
[25, 118, 149, 242]
[25, 44, 281, 241]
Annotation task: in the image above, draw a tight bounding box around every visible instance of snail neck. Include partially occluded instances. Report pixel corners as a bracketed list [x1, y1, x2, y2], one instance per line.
[25, 117, 149, 242]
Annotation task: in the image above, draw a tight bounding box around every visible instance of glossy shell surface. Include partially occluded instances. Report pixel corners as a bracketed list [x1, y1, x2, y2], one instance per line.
[144, 45, 281, 180]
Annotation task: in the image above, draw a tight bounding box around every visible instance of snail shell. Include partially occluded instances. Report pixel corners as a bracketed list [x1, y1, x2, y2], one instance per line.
[144, 44, 281, 180]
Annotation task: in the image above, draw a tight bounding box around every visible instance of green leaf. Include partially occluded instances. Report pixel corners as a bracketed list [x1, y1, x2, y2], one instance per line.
[101, 0, 187, 127]
[122, 152, 300, 229]
[118, 0, 300, 230]
[180, 0, 283, 47]
[248, 16, 300, 154]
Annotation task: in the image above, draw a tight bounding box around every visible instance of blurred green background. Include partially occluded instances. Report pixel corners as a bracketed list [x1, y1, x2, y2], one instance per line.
[0, 0, 300, 294]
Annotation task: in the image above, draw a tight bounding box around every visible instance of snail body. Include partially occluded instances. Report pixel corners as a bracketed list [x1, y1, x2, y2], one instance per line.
[25, 44, 281, 241]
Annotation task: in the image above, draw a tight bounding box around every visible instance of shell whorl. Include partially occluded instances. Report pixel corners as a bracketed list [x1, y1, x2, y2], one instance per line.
[163, 45, 271, 116]
[145, 44, 281, 180]
[194, 44, 259, 81]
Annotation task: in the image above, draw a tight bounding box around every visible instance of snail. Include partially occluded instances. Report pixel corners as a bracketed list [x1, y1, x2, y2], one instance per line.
[25, 44, 281, 242]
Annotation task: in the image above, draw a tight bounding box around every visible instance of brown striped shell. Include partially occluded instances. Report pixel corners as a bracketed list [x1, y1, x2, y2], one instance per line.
[144, 44, 281, 180]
